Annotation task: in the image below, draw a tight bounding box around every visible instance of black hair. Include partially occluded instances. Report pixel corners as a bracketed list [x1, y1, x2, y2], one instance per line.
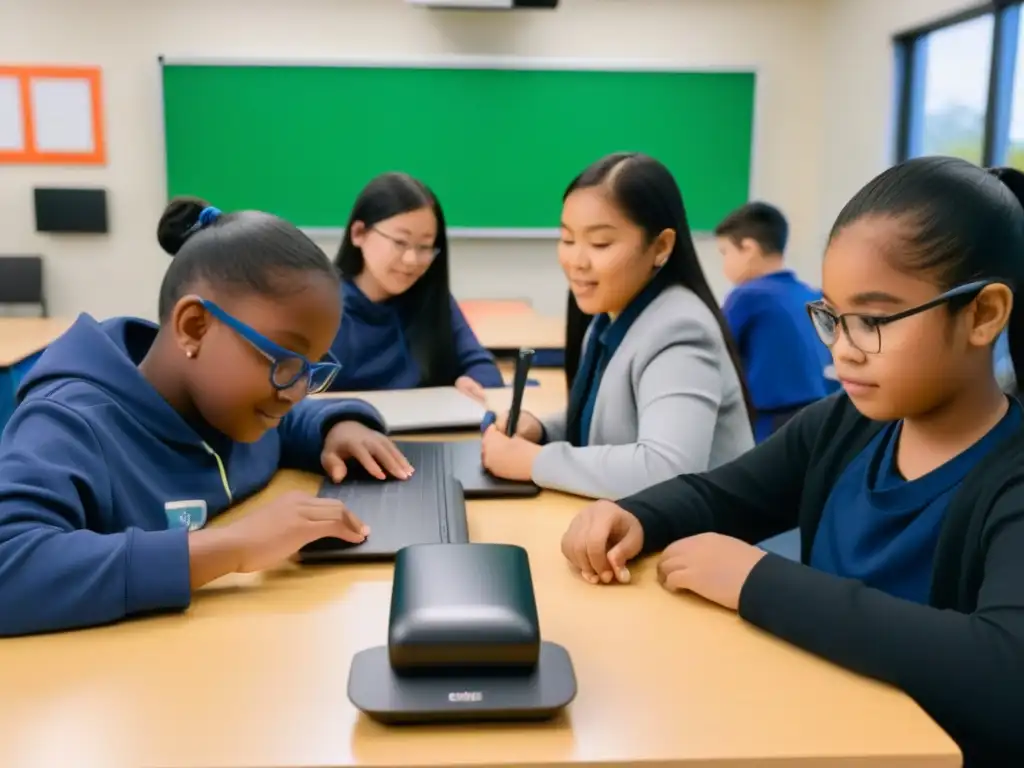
[334, 173, 457, 387]
[714, 201, 789, 255]
[830, 156, 1024, 387]
[562, 152, 755, 424]
[156, 196, 338, 321]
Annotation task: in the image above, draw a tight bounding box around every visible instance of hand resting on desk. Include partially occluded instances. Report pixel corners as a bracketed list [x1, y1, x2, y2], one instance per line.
[455, 375, 487, 405]
[561, 500, 768, 611]
[560, 500, 643, 585]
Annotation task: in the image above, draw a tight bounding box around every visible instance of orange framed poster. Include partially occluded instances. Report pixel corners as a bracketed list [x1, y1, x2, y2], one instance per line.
[0, 65, 105, 165]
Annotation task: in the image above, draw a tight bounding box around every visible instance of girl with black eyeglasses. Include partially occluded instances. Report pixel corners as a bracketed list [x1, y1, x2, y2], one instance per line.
[559, 156, 1024, 766]
[328, 173, 503, 402]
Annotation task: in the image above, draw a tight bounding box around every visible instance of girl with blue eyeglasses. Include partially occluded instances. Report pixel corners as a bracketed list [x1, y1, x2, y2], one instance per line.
[0, 197, 412, 637]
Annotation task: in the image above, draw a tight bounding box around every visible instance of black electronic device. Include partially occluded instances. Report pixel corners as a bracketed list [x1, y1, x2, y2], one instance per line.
[348, 543, 577, 724]
[33, 188, 108, 234]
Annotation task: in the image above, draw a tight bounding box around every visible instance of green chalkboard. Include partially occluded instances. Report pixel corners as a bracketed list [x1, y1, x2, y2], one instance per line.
[161, 62, 755, 232]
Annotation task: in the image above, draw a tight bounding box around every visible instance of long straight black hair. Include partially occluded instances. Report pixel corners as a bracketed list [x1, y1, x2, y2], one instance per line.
[830, 156, 1024, 390]
[334, 173, 458, 387]
[563, 153, 755, 423]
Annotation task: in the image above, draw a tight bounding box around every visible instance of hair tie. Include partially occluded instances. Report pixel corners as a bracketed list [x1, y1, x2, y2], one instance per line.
[185, 205, 222, 238]
[198, 206, 221, 226]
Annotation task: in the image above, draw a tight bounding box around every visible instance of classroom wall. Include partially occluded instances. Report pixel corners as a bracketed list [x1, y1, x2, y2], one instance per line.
[0, 0, 826, 321]
[0, 0, 977, 322]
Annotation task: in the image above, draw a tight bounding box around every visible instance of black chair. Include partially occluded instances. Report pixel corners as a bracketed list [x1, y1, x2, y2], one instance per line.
[0, 256, 47, 317]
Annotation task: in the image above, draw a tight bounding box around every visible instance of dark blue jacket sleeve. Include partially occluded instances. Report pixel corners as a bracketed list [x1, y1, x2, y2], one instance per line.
[449, 297, 504, 387]
[0, 401, 191, 636]
[277, 397, 386, 472]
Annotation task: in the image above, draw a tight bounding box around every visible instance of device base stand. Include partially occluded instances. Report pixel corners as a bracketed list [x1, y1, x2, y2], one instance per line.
[348, 641, 577, 724]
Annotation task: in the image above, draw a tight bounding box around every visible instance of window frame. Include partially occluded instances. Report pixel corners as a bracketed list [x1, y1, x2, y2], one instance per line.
[893, 1, 1022, 166]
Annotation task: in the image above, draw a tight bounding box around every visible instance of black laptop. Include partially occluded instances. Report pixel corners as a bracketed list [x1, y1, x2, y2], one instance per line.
[299, 440, 539, 563]
[300, 459, 468, 562]
[404, 439, 541, 500]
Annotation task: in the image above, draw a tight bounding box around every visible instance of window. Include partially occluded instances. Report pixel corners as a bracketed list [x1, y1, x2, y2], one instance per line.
[998, 6, 1024, 167]
[917, 16, 994, 163]
[897, 12, 995, 164]
[894, 3, 1024, 168]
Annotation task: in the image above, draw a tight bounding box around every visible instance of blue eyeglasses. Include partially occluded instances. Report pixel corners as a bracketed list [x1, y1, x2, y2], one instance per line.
[200, 299, 341, 394]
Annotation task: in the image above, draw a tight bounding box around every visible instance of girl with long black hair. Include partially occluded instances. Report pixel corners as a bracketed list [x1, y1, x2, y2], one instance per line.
[328, 173, 503, 401]
[482, 153, 754, 498]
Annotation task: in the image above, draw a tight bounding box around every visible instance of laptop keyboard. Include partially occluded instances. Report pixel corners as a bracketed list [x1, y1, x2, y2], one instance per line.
[317, 441, 457, 542]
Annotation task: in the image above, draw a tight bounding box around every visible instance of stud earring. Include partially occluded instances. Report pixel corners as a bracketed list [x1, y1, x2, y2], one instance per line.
[186, 350, 194, 359]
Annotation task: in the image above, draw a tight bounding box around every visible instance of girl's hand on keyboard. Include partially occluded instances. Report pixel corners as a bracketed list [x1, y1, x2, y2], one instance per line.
[229, 492, 369, 574]
[321, 421, 414, 482]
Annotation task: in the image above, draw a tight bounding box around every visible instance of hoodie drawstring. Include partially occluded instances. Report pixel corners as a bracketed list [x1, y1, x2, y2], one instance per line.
[201, 442, 233, 504]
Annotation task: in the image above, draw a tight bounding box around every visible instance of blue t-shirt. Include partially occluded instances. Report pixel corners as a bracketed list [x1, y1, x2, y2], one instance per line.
[810, 399, 1021, 604]
[722, 271, 834, 442]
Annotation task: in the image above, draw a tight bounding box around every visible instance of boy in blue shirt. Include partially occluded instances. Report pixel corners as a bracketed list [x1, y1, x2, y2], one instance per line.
[715, 202, 832, 442]
[0, 198, 413, 636]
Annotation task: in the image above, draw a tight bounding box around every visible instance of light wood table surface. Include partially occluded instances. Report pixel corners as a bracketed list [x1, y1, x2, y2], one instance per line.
[0, 377, 959, 767]
[469, 310, 565, 351]
[0, 317, 72, 367]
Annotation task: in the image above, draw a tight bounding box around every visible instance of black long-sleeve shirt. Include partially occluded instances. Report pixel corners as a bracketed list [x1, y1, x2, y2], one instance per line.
[617, 394, 1024, 766]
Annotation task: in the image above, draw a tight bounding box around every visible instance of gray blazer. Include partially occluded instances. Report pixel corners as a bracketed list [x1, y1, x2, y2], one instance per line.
[534, 284, 754, 499]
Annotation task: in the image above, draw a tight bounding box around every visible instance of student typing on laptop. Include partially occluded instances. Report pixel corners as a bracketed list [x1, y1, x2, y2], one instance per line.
[0, 199, 411, 637]
[482, 154, 754, 499]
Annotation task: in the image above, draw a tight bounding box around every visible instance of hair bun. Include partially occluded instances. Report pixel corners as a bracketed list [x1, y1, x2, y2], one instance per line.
[157, 196, 213, 256]
[989, 166, 1024, 207]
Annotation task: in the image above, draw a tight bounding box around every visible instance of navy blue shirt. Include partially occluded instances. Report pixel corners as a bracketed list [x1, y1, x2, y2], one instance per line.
[568, 273, 667, 447]
[811, 400, 1021, 604]
[723, 271, 835, 442]
[328, 280, 503, 391]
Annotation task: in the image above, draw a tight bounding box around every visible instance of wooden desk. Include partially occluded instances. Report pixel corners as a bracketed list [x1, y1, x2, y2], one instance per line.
[0, 317, 73, 429]
[0, 317, 71, 368]
[469, 310, 565, 352]
[0, 380, 958, 767]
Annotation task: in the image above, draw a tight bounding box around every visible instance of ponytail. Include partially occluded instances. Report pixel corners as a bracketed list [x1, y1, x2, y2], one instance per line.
[989, 167, 1024, 392]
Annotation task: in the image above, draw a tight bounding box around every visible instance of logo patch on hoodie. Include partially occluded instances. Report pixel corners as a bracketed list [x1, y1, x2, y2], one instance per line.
[164, 500, 208, 531]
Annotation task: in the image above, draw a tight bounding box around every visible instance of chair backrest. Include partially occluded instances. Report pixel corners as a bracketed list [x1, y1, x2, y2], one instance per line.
[0, 256, 46, 315]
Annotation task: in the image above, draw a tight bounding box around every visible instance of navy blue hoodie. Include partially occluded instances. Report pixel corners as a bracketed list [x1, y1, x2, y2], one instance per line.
[0, 315, 384, 636]
[327, 280, 503, 391]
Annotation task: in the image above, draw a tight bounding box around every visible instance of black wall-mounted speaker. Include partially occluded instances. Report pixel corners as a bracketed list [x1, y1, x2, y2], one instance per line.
[33, 188, 109, 234]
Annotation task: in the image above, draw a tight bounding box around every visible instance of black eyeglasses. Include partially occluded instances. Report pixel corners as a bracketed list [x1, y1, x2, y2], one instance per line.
[372, 227, 440, 264]
[806, 279, 997, 355]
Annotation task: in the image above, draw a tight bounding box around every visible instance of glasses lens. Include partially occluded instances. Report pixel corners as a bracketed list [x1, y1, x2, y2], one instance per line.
[808, 306, 838, 345]
[271, 357, 306, 389]
[845, 315, 883, 354]
[307, 364, 339, 395]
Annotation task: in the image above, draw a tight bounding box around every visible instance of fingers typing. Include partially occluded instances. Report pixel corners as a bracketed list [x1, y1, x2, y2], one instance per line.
[351, 444, 386, 480]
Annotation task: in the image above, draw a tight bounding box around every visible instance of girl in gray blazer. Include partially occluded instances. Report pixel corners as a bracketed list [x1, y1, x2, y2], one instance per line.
[482, 153, 755, 499]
